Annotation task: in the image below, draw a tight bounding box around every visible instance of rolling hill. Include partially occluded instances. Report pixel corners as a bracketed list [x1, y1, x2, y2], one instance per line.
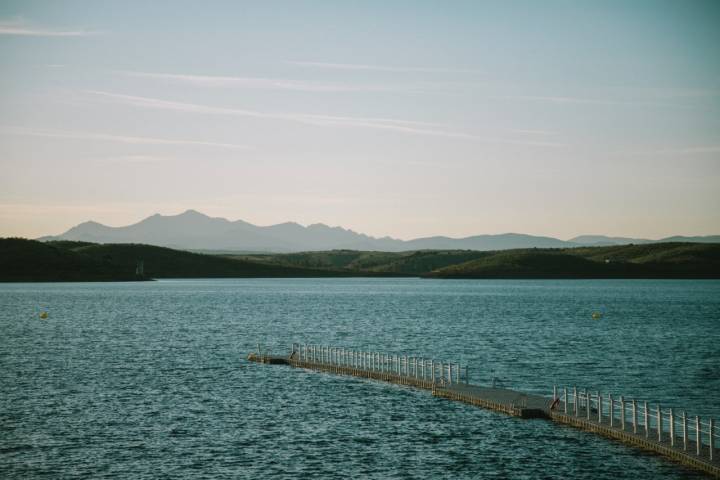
[0, 238, 353, 281]
[3, 238, 719, 281]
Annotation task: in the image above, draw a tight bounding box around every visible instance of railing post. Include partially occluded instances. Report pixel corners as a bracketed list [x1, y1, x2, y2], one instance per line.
[683, 412, 688, 451]
[553, 386, 557, 402]
[620, 396, 625, 430]
[431, 360, 435, 383]
[587, 392, 591, 420]
[456, 364, 460, 383]
[669, 408, 675, 447]
[632, 400, 637, 434]
[657, 405, 662, 442]
[574, 387, 578, 417]
[598, 391, 602, 423]
[420, 358, 425, 379]
[563, 387, 568, 414]
[465, 365, 469, 384]
[609, 394, 614, 427]
[709, 418, 714, 460]
[696, 416, 701, 456]
[644, 401, 649, 437]
[448, 364, 452, 385]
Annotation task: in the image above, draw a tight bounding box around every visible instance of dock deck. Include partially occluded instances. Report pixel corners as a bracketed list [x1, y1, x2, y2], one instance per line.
[248, 344, 719, 478]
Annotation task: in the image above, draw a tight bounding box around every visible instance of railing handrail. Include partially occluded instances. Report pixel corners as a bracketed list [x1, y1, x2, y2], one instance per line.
[554, 384, 717, 458]
[291, 343, 470, 385]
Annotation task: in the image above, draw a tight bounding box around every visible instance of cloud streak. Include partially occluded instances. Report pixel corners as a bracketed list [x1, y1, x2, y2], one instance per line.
[494, 94, 685, 108]
[122, 71, 406, 93]
[82, 90, 564, 147]
[0, 126, 252, 150]
[638, 146, 720, 156]
[287, 60, 482, 74]
[0, 19, 98, 37]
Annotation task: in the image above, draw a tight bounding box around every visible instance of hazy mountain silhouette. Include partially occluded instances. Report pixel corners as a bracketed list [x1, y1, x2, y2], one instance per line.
[38, 210, 720, 252]
[568, 234, 720, 246]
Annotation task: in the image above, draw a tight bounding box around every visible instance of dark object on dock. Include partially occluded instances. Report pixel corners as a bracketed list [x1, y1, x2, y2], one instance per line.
[246, 352, 290, 365]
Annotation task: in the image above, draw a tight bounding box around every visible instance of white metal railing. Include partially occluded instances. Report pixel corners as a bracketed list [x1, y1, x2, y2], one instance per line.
[291, 343, 469, 386]
[553, 386, 718, 461]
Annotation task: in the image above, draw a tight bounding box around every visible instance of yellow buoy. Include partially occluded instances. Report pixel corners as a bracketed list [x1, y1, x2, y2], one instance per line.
[39, 311, 48, 319]
[592, 311, 602, 320]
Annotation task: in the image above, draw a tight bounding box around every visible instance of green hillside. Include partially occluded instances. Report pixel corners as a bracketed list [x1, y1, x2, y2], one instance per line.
[233, 249, 486, 275]
[0, 238, 138, 282]
[3, 239, 718, 281]
[425, 243, 720, 278]
[0, 238, 351, 282]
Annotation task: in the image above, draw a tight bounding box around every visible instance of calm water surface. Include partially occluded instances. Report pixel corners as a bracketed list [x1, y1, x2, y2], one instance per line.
[1, 278, 719, 479]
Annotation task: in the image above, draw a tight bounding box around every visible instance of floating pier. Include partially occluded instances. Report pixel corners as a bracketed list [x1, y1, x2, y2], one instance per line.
[248, 344, 720, 478]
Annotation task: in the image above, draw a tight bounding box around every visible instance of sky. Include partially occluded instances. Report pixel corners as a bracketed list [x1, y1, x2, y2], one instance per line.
[1, 0, 719, 240]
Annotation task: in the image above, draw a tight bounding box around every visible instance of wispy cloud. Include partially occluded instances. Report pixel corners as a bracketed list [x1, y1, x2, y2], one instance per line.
[496, 95, 632, 105]
[287, 60, 481, 74]
[635, 146, 720, 156]
[0, 126, 252, 150]
[81, 90, 564, 147]
[494, 94, 685, 108]
[100, 154, 168, 164]
[84, 90, 444, 127]
[0, 19, 98, 37]
[122, 71, 406, 93]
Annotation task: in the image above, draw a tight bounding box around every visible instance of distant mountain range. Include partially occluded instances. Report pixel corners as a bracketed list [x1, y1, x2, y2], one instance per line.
[38, 210, 720, 252]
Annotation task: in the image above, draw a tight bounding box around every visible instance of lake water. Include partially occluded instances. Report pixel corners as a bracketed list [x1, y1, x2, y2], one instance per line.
[1, 278, 719, 479]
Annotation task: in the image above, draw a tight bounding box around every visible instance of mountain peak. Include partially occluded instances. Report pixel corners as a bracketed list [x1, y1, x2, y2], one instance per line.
[179, 209, 206, 217]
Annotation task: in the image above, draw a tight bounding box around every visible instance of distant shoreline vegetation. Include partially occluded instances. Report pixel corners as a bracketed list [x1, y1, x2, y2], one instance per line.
[1, 238, 719, 282]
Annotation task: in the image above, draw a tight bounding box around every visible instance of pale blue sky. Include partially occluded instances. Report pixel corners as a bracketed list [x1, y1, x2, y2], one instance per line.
[1, 0, 719, 239]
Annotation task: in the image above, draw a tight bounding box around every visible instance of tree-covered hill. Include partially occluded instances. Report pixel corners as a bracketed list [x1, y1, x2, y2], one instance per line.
[0, 238, 350, 281]
[3, 239, 718, 281]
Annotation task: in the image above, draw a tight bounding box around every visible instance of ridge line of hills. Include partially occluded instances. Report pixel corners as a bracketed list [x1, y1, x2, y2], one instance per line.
[37, 209, 720, 253]
[2, 238, 719, 282]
